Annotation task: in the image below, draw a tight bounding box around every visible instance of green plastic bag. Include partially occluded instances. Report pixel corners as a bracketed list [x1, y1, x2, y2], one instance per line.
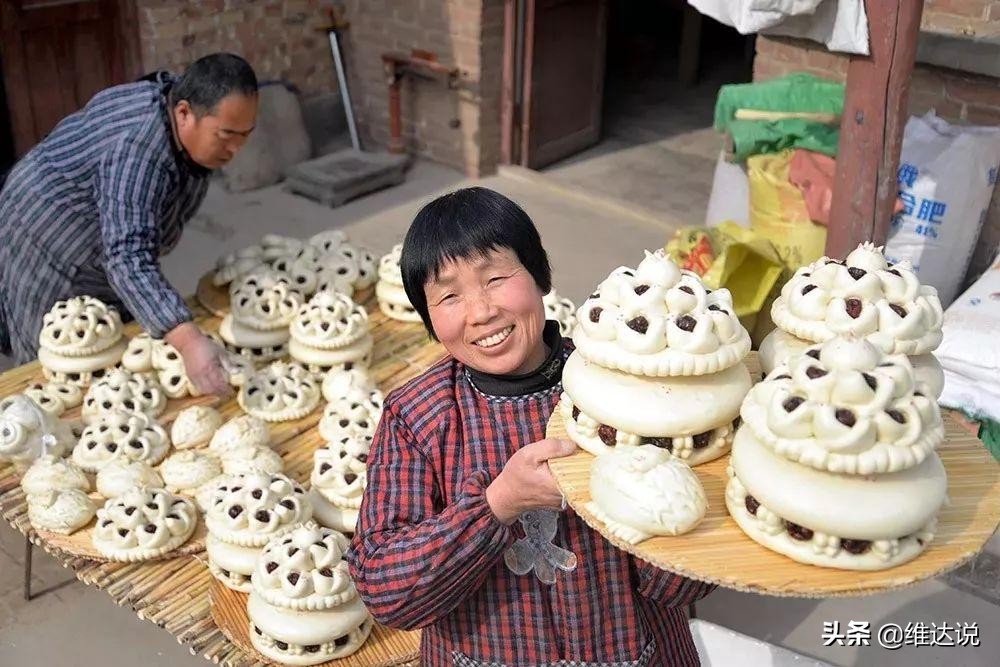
[715, 73, 845, 162]
[978, 419, 1000, 463]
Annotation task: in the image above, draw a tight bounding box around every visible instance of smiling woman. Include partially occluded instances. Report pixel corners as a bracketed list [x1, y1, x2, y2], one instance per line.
[347, 187, 716, 666]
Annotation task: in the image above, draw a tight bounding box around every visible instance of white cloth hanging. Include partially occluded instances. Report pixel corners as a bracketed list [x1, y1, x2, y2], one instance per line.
[688, 0, 870, 55]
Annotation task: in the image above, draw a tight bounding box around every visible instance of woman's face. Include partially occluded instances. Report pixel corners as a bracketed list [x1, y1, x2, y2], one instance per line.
[425, 247, 548, 376]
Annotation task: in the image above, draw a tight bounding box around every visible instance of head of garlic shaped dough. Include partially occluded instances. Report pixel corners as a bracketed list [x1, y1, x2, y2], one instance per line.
[589, 444, 708, 542]
[0, 395, 75, 466]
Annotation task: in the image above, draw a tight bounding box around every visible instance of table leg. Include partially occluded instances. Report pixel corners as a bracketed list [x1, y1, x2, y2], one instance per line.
[23, 536, 33, 601]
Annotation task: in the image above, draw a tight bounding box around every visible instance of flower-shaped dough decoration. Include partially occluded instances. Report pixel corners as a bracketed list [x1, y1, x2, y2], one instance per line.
[38, 296, 123, 356]
[742, 336, 943, 475]
[229, 272, 305, 330]
[252, 521, 356, 610]
[72, 410, 170, 473]
[81, 369, 166, 423]
[573, 249, 750, 376]
[771, 243, 944, 355]
[291, 291, 369, 349]
[92, 487, 198, 561]
[238, 362, 321, 423]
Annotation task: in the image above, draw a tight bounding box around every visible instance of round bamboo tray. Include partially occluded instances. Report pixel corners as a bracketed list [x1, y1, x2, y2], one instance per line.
[547, 382, 1000, 598]
[197, 271, 376, 318]
[210, 579, 421, 666]
[37, 516, 207, 562]
[196, 272, 232, 317]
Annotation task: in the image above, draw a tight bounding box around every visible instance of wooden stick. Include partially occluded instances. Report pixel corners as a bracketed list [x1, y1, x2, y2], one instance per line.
[734, 108, 840, 124]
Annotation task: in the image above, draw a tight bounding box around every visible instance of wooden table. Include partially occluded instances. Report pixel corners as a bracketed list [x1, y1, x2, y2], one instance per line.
[0, 294, 443, 666]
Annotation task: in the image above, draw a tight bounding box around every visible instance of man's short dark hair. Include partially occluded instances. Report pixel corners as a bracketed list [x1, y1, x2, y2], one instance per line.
[170, 53, 257, 115]
[401, 187, 552, 339]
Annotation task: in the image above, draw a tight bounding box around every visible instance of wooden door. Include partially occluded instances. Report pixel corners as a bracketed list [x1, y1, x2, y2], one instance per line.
[520, 0, 608, 169]
[0, 0, 140, 156]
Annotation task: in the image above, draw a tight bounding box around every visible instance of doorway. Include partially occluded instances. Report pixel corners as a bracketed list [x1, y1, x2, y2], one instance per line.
[0, 0, 142, 159]
[505, 1, 754, 225]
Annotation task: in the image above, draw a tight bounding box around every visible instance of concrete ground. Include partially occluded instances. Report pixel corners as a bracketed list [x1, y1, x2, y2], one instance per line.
[2, 159, 999, 666]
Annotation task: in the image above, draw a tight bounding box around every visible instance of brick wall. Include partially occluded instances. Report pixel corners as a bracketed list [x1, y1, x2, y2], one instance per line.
[337, 0, 505, 176]
[137, 1, 504, 175]
[753, 27, 1000, 285]
[137, 0, 341, 97]
[922, 0, 1000, 36]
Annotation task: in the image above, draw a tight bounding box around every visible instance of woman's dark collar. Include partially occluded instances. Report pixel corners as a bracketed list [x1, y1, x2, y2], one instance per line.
[465, 320, 564, 398]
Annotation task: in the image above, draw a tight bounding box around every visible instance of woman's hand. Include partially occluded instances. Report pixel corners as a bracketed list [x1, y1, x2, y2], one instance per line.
[486, 438, 577, 525]
[165, 322, 232, 397]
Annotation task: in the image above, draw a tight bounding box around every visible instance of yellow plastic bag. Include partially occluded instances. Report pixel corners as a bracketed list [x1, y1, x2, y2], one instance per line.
[747, 149, 827, 270]
[665, 222, 783, 321]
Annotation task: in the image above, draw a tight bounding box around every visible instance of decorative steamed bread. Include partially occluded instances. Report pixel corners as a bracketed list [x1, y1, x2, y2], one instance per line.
[37, 296, 128, 387]
[288, 290, 373, 372]
[71, 409, 170, 474]
[248, 522, 373, 665]
[586, 444, 708, 545]
[560, 353, 749, 466]
[0, 381, 83, 418]
[171, 405, 224, 450]
[572, 249, 751, 377]
[0, 395, 76, 468]
[311, 369, 383, 533]
[28, 488, 96, 535]
[375, 243, 422, 323]
[210, 414, 272, 453]
[309, 432, 374, 534]
[123, 333, 201, 398]
[204, 471, 313, 592]
[97, 460, 164, 499]
[21, 454, 90, 496]
[237, 362, 321, 423]
[726, 336, 948, 570]
[762, 243, 945, 398]
[317, 383, 383, 444]
[561, 249, 751, 467]
[22, 455, 95, 535]
[92, 487, 198, 561]
[543, 289, 578, 336]
[81, 368, 167, 423]
[213, 231, 378, 297]
[218, 271, 302, 363]
[158, 450, 223, 497]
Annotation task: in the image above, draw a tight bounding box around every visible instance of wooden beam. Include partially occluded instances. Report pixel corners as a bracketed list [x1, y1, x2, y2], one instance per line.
[500, 0, 517, 165]
[826, 0, 924, 257]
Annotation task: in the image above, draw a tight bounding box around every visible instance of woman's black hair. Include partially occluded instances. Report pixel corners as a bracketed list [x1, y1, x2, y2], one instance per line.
[401, 187, 551, 339]
[169, 53, 258, 115]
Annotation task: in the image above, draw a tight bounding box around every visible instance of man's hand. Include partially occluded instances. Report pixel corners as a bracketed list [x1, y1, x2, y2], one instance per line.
[165, 322, 231, 397]
[486, 438, 577, 525]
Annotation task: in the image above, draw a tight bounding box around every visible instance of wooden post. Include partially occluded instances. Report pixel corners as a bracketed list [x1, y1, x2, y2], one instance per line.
[826, 0, 924, 258]
[500, 0, 517, 165]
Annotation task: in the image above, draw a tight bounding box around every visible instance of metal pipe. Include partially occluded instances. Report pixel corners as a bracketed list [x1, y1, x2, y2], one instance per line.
[381, 52, 459, 156]
[328, 29, 361, 152]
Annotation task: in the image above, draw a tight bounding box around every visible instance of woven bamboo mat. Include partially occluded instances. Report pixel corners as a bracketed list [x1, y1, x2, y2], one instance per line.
[210, 580, 420, 666]
[547, 353, 1000, 598]
[0, 292, 437, 665]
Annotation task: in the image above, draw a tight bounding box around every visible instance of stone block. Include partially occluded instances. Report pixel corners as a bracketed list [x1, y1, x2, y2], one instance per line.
[284, 149, 408, 207]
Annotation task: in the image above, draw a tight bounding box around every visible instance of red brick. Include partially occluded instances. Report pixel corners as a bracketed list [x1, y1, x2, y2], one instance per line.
[925, 0, 989, 18]
[922, 13, 979, 34]
[944, 75, 1000, 106]
[964, 104, 1000, 125]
